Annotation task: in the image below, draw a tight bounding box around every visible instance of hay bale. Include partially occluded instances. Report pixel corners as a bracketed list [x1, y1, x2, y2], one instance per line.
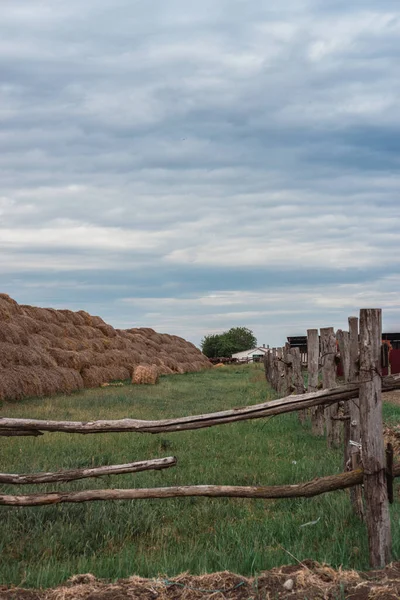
[81, 365, 131, 388]
[81, 366, 105, 388]
[0, 295, 211, 401]
[105, 365, 131, 381]
[0, 322, 29, 345]
[0, 343, 57, 368]
[97, 324, 117, 338]
[132, 365, 159, 385]
[0, 366, 83, 402]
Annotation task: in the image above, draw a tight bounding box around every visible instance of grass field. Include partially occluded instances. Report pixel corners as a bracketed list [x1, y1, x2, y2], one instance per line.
[1, 364, 399, 588]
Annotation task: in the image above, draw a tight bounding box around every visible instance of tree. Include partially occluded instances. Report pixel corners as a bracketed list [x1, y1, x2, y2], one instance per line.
[201, 327, 257, 358]
[200, 334, 223, 359]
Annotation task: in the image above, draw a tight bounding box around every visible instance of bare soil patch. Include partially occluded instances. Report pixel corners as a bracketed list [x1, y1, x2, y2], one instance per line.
[384, 390, 400, 407]
[2, 562, 400, 600]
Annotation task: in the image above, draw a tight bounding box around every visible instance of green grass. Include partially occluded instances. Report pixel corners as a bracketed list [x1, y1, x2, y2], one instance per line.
[0, 364, 399, 588]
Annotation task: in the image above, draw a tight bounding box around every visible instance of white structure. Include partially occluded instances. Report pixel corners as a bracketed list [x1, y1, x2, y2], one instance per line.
[232, 346, 269, 363]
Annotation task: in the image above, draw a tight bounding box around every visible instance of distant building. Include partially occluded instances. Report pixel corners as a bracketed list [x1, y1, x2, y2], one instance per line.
[232, 346, 269, 363]
[382, 333, 400, 350]
[287, 332, 400, 373]
[287, 336, 308, 353]
[288, 333, 400, 351]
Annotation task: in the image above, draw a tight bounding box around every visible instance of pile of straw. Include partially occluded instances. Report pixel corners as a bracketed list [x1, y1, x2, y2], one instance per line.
[0, 294, 211, 402]
[3, 561, 400, 599]
[132, 365, 159, 385]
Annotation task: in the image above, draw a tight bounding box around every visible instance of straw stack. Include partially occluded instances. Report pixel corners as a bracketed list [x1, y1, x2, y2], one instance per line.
[0, 294, 211, 401]
[132, 365, 159, 385]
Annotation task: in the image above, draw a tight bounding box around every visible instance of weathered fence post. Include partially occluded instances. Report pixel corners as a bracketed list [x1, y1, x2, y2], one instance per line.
[283, 343, 293, 395]
[320, 327, 340, 447]
[348, 316, 364, 518]
[278, 347, 289, 395]
[264, 350, 271, 384]
[359, 308, 391, 567]
[276, 348, 285, 393]
[270, 348, 277, 390]
[336, 329, 351, 468]
[292, 347, 304, 394]
[291, 347, 305, 421]
[308, 329, 323, 435]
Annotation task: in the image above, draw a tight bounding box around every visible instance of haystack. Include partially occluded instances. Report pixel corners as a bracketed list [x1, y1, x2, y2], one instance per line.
[132, 365, 159, 385]
[0, 294, 211, 402]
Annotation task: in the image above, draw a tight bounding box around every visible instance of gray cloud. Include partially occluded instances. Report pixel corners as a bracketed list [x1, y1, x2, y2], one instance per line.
[1, 0, 400, 346]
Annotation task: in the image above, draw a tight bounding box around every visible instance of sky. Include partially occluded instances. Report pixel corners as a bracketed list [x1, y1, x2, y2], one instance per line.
[1, 0, 400, 348]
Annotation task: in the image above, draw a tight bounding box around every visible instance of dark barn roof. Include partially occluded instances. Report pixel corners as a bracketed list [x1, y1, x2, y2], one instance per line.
[382, 333, 400, 342]
[287, 336, 307, 348]
[287, 332, 400, 351]
[382, 333, 400, 350]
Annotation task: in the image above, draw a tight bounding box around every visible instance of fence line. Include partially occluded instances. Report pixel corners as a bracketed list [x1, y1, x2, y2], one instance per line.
[1, 308, 397, 569]
[264, 308, 396, 567]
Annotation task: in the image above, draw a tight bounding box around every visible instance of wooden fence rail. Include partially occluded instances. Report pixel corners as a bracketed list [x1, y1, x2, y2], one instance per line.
[0, 456, 176, 485]
[1, 375, 399, 437]
[2, 463, 400, 507]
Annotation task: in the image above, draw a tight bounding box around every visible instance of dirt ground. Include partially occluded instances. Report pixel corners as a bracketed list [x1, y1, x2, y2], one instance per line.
[2, 562, 400, 600]
[384, 389, 400, 407]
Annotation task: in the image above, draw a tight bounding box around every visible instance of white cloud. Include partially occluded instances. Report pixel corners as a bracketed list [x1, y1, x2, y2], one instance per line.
[0, 0, 400, 344]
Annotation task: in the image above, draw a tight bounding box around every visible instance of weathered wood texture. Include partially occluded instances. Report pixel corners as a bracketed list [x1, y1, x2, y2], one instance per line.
[283, 344, 293, 396]
[347, 316, 364, 518]
[337, 329, 351, 468]
[308, 329, 323, 435]
[0, 457, 176, 485]
[321, 327, 340, 447]
[271, 348, 277, 390]
[359, 308, 391, 568]
[292, 347, 304, 395]
[349, 316, 360, 383]
[264, 352, 270, 382]
[2, 464, 400, 507]
[337, 330, 350, 383]
[1, 375, 399, 436]
[276, 348, 286, 394]
[291, 347, 305, 422]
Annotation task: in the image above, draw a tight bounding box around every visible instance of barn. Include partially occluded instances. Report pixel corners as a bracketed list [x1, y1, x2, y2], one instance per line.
[232, 346, 269, 363]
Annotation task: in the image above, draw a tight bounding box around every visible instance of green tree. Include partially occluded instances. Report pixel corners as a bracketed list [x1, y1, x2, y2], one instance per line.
[201, 327, 257, 358]
[200, 334, 223, 358]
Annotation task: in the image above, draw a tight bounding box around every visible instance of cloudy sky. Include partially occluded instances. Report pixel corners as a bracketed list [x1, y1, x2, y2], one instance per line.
[1, 0, 400, 347]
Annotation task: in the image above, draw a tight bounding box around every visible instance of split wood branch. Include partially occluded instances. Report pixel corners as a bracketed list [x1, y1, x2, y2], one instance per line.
[2, 464, 400, 507]
[0, 456, 176, 485]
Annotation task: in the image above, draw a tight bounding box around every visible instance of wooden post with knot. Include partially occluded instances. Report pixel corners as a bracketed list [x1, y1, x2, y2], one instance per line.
[308, 329, 323, 435]
[320, 327, 341, 448]
[359, 308, 391, 567]
[336, 328, 350, 469]
[348, 316, 364, 519]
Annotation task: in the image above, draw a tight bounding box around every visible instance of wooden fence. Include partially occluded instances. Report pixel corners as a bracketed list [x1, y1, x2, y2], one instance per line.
[1, 309, 399, 568]
[264, 308, 398, 567]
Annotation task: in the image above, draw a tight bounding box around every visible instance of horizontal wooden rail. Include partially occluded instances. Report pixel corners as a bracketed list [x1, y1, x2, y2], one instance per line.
[0, 429, 43, 437]
[1, 375, 399, 437]
[2, 463, 399, 506]
[0, 456, 176, 485]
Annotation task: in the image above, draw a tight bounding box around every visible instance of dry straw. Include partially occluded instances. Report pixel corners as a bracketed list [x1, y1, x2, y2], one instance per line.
[0, 294, 210, 402]
[132, 365, 159, 385]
